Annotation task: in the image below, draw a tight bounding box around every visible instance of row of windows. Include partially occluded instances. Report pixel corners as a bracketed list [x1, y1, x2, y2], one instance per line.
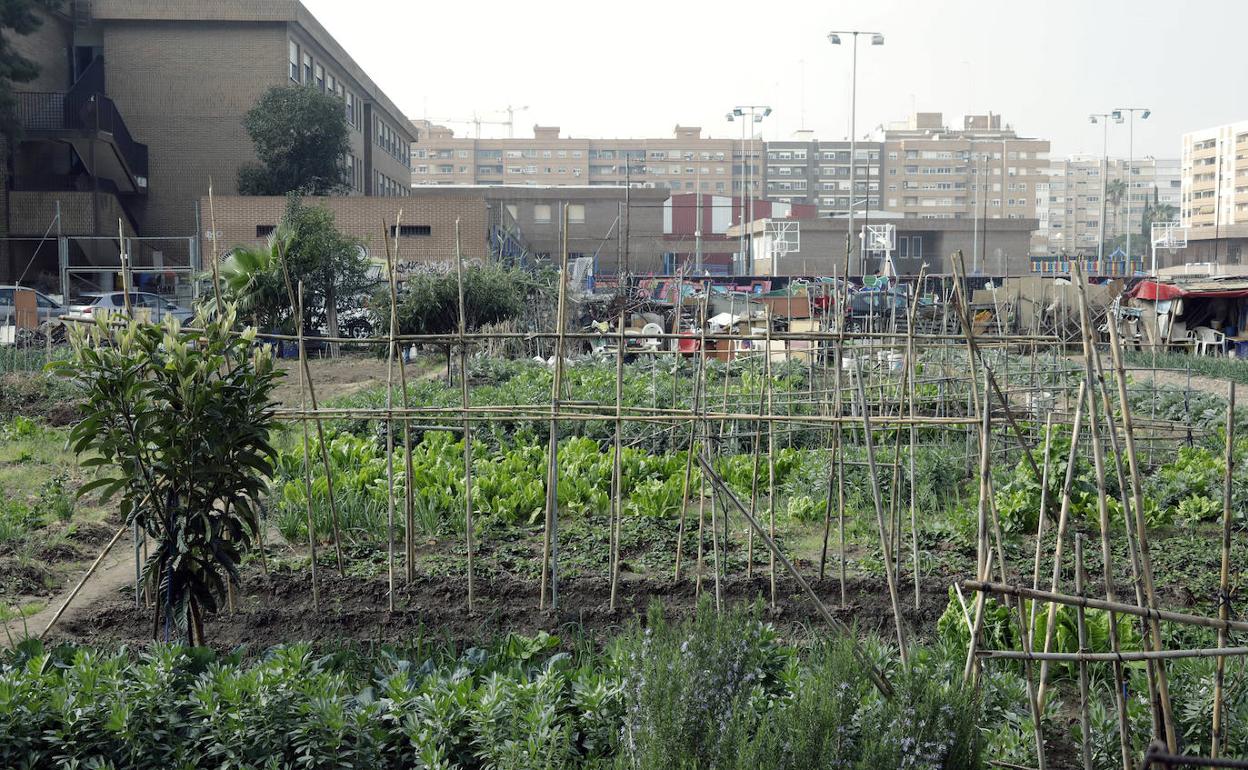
[374, 118, 409, 167]
[289, 40, 361, 133]
[374, 171, 408, 198]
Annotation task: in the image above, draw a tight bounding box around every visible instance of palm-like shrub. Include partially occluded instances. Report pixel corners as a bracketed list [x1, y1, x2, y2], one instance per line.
[51, 305, 281, 643]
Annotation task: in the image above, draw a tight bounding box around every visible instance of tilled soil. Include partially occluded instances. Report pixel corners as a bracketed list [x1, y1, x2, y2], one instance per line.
[52, 570, 954, 648]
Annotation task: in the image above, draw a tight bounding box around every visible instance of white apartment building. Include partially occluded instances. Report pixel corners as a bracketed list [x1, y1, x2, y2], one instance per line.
[1181, 121, 1248, 232]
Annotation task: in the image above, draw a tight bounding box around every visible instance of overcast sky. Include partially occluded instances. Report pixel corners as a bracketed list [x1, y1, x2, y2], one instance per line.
[304, 0, 1244, 159]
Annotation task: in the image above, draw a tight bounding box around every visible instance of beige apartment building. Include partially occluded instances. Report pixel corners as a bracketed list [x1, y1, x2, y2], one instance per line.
[882, 113, 1050, 254]
[411, 123, 761, 200]
[1043, 156, 1180, 258]
[1181, 121, 1248, 232]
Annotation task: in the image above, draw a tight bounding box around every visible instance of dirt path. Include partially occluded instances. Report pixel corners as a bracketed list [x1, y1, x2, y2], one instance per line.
[48, 569, 952, 649]
[3, 532, 135, 646]
[1070, 354, 1235, 398]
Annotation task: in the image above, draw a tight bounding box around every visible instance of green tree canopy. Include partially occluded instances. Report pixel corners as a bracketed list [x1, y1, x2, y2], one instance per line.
[378, 263, 532, 336]
[237, 85, 350, 195]
[0, 0, 63, 140]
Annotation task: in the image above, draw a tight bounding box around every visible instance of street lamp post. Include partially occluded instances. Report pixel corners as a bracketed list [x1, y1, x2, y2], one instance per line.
[1112, 107, 1151, 272]
[727, 105, 771, 274]
[1089, 113, 1114, 264]
[828, 30, 883, 276]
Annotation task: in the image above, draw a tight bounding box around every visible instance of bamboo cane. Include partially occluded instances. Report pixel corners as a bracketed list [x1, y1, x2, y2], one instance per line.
[853, 356, 909, 665]
[1075, 533, 1093, 770]
[453, 219, 475, 613]
[384, 236, 398, 613]
[1212, 383, 1236, 758]
[1072, 272, 1133, 770]
[539, 205, 571, 610]
[962, 580, 1248, 633]
[295, 284, 319, 611]
[382, 216, 417, 583]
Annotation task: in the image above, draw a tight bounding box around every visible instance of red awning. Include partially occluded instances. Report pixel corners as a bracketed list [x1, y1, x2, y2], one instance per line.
[1130, 280, 1184, 301]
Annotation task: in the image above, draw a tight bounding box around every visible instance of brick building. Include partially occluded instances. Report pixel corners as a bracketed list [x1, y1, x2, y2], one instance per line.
[203, 185, 671, 274]
[3, 0, 413, 292]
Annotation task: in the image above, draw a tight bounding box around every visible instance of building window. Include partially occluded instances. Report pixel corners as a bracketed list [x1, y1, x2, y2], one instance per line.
[315, 64, 325, 91]
[390, 225, 431, 237]
[534, 204, 552, 223]
[303, 53, 313, 84]
[289, 41, 300, 82]
[326, 73, 335, 94]
[257, 225, 276, 237]
[345, 92, 355, 128]
[567, 204, 586, 224]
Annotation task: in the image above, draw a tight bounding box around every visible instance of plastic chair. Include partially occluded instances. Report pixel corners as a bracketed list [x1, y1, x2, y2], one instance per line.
[1194, 326, 1226, 357]
[1168, 321, 1195, 351]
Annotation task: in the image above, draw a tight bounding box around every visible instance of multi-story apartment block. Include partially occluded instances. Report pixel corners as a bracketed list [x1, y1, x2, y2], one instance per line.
[1044, 156, 1180, 258]
[762, 131, 884, 218]
[4, 0, 416, 289]
[411, 124, 761, 200]
[1181, 121, 1248, 232]
[882, 113, 1050, 254]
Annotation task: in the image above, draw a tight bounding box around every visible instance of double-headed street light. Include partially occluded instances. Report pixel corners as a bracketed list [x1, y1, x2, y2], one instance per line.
[1112, 106, 1151, 271]
[727, 105, 772, 274]
[1089, 112, 1117, 263]
[828, 30, 883, 276]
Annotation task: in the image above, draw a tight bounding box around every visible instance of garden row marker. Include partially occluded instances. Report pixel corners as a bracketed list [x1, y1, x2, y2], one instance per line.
[1212, 382, 1236, 758]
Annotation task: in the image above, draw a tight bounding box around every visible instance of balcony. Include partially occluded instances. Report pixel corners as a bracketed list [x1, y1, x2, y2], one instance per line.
[14, 58, 148, 196]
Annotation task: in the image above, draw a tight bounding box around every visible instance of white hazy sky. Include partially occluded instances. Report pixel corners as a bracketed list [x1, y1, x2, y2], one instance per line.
[304, 0, 1244, 159]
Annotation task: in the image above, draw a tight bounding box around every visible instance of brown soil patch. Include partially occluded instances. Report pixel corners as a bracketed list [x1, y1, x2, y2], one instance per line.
[50, 571, 952, 649]
[272, 355, 395, 407]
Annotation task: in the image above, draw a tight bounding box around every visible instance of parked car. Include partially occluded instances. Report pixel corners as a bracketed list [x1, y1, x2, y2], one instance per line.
[0, 285, 63, 325]
[63, 292, 194, 324]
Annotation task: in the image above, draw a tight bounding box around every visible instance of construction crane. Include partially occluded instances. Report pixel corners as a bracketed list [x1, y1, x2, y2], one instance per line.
[419, 106, 530, 139]
[419, 114, 511, 139]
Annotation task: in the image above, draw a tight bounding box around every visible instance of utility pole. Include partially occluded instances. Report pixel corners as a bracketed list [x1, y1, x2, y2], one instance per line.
[828, 29, 884, 277]
[1113, 107, 1151, 268]
[727, 105, 772, 274]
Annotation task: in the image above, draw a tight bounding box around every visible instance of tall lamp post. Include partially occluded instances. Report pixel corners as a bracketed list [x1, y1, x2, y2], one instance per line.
[1112, 106, 1151, 272]
[828, 29, 883, 276]
[1089, 112, 1115, 264]
[727, 105, 771, 274]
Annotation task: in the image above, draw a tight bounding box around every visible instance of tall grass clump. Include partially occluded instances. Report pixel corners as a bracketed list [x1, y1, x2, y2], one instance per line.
[612, 600, 985, 770]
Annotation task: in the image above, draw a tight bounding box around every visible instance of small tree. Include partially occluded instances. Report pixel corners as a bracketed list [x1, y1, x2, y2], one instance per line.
[237, 85, 350, 195]
[219, 195, 373, 340]
[52, 306, 281, 644]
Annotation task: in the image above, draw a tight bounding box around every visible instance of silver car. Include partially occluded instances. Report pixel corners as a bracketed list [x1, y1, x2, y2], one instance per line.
[65, 291, 194, 324]
[0, 285, 63, 325]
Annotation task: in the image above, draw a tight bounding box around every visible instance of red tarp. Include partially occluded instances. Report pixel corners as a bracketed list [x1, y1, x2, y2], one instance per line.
[1131, 280, 1248, 301]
